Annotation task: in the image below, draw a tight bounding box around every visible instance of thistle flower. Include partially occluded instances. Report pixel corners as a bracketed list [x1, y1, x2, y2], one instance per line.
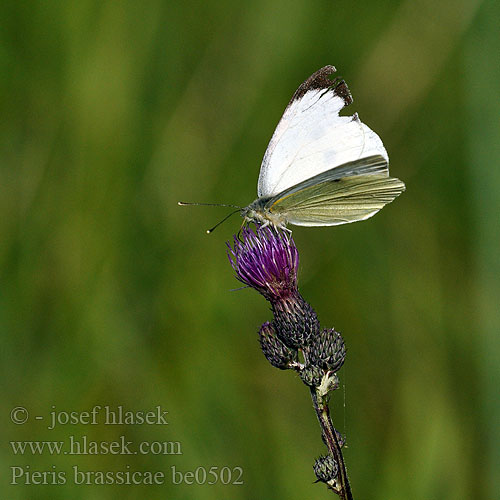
[227, 226, 299, 301]
[227, 226, 319, 348]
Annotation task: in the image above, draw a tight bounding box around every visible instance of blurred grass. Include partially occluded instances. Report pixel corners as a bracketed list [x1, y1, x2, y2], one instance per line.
[1, 0, 499, 498]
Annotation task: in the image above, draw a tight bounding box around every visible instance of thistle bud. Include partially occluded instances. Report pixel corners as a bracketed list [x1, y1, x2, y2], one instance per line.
[299, 365, 324, 387]
[259, 322, 296, 370]
[307, 328, 346, 372]
[272, 294, 320, 349]
[313, 454, 338, 484]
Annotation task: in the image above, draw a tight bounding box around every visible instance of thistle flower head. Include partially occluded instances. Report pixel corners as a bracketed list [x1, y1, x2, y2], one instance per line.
[227, 226, 299, 301]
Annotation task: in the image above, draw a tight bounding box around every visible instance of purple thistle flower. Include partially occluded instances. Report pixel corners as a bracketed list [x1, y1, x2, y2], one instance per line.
[227, 226, 319, 349]
[227, 226, 299, 302]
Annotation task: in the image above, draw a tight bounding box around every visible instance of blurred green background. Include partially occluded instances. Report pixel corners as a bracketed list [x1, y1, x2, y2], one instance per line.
[1, 1, 499, 499]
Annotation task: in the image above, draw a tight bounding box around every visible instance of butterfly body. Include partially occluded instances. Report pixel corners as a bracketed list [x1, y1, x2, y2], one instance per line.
[241, 197, 287, 229]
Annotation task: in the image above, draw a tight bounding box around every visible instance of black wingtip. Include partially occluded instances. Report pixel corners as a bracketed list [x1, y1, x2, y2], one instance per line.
[333, 79, 353, 106]
[290, 66, 352, 106]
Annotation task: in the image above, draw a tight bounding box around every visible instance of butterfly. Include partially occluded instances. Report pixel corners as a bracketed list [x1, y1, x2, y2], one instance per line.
[180, 65, 405, 232]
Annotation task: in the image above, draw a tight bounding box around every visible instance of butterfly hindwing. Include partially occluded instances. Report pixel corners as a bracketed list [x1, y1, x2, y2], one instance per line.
[266, 155, 405, 226]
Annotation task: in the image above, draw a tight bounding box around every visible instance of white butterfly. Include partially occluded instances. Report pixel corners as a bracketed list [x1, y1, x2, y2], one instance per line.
[181, 66, 405, 232]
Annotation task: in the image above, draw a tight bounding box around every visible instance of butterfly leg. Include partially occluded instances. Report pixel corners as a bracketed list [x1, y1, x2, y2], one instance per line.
[237, 219, 250, 241]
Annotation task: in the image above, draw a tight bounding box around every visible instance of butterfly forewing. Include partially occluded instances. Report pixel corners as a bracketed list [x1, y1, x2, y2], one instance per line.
[257, 66, 388, 198]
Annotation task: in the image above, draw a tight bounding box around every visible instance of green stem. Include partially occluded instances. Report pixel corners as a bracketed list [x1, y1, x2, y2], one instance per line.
[310, 387, 353, 500]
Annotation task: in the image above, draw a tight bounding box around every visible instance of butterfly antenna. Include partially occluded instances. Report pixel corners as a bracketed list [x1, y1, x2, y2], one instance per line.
[178, 201, 242, 209]
[206, 209, 241, 234]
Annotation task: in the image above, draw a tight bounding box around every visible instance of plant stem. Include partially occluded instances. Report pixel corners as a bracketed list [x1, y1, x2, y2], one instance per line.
[310, 387, 353, 500]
